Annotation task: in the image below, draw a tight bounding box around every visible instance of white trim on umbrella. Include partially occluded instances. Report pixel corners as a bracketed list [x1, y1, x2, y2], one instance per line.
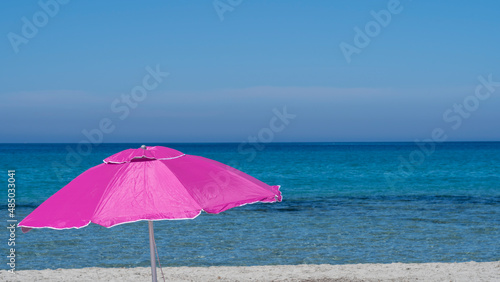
[103, 154, 186, 164]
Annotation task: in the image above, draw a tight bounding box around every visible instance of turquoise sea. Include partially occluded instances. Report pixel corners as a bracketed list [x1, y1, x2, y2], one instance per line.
[1, 142, 499, 270]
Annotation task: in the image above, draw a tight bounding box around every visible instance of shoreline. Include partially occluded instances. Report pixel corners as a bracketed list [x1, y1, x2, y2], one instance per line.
[2, 261, 499, 281]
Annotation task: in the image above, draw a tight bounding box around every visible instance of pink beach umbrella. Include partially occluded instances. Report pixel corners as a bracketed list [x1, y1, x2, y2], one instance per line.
[19, 145, 282, 282]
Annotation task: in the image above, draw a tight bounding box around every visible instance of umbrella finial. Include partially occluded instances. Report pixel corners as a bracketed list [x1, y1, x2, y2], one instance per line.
[141, 145, 147, 150]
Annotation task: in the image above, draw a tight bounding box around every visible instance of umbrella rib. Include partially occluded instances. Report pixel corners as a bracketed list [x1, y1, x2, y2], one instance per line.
[158, 160, 205, 212]
[89, 163, 131, 223]
[203, 157, 280, 196]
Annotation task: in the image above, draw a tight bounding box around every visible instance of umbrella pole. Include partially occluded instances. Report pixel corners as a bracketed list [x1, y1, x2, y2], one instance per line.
[148, 221, 157, 282]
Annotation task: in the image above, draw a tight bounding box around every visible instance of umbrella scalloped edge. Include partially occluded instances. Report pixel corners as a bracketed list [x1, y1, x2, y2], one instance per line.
[19, 185, 281, 233]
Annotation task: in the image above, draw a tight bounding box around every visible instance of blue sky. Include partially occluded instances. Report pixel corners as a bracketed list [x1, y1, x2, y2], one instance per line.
[1, 0, 500, 142]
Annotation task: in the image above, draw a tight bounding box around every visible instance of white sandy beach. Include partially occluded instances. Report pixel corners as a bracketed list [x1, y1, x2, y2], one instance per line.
[2, 261, 499, 282]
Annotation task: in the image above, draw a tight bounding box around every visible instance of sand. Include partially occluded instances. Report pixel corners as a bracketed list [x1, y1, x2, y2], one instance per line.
[1, 261, 499, 282]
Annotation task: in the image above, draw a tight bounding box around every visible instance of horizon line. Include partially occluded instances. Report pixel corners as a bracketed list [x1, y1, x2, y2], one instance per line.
[1, 140, 500, 145]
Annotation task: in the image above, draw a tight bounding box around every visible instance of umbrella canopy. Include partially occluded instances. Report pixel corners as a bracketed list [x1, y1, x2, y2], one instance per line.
[19, 145, 281, 281]
[19, 145, 282, 231]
